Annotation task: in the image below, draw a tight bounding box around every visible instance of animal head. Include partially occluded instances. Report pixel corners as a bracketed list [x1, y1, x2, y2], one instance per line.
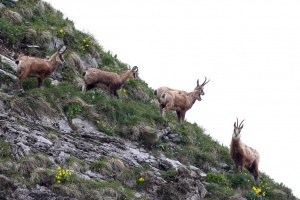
[233, 118, 245, 139]
[188, 88, 202, 102]
[196, 77, 210, 96]
[131, 66, 139, 79]
[56, 46, 67, 63]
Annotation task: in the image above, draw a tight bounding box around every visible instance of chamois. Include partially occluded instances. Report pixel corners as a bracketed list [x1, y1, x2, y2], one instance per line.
[82, 66, 138, 98]
[230, 118, 260, 182]
[158, 88, 202, 123]
[15, 46, 67, 92]
[154, 77, 210, 116]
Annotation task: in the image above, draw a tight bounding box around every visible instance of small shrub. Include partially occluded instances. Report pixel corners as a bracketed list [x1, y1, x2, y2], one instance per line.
[207, 172, 229, 187]
[161, 169, 177, 182]
[64, 102, 83, 119]
[55, 166, 72, 184]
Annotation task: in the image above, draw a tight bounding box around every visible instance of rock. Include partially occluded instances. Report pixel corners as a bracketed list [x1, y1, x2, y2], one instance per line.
[0, 3, 5, 9]
[219, 162, 229, 169]
[0, 55, 17, 71]
[12, 185, 76, 200]
[48, 38, 64, 51]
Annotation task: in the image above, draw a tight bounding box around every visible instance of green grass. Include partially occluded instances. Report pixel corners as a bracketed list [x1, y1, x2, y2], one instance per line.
[0, 0, 298, 199]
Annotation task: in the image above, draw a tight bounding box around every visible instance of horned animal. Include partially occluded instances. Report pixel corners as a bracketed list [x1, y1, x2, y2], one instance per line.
[230, 118, 260, 182]
[15, 46, 67, 92]
[82, 66, 138, 98]
[158, 88, 202, 123]
[154, 77, 210, 116]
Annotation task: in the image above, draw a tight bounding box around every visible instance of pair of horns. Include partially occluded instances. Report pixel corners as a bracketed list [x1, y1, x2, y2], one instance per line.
[234, 118, 245, 128]
[197, 77, 210, 86]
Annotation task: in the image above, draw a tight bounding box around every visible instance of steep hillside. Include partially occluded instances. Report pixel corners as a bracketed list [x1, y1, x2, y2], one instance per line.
[0, 0, 298, 199]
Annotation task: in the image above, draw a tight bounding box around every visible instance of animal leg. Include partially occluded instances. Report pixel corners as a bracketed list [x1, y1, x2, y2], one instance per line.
[252, 160, 259, 182]
[180, 111, 186, 124]
[234, 161, 239, 174]
[82, 84, 87, 92]
[18, 74, 26, 93]
[241, 160, 245, 174]
[176, 111, 181, 123]
[159, 105, 164, 116]
[38, 77, 42, 88]
[114, 90, 119, 99]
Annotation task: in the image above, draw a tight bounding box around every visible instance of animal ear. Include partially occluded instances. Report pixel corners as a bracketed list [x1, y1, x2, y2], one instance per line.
[234, 122, 236, 127]
[197, 79, 199, 86]
[240, 125, 244, 129]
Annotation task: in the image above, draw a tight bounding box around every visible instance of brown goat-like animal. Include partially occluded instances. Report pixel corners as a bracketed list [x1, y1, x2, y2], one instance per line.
[230, 118, 260, 182]
[82, 66, 138, 98]
[158, 88, 202, 123]
[15, 46, 67, 92]
[154, 77, 209, 116]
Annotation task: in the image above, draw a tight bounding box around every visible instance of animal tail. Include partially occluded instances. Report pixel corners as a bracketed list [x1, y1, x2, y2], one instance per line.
[154, 89, 157, 95]
[15, 60, 19, 64]
[82, 71, 86, 76]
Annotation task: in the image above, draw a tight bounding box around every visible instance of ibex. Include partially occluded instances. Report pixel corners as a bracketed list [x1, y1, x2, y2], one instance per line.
[158, 88, 202, 123]
[154, 77, 209, 116]
[82, 66, 138, 98]
[230, 118, 260, 182]
[15, 46, 67, 92]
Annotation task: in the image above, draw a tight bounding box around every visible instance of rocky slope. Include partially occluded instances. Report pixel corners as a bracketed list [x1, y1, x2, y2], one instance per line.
[0, 0, 298, 199]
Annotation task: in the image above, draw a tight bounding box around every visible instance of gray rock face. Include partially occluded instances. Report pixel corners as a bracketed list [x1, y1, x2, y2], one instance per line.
[0, 101, 208, 199]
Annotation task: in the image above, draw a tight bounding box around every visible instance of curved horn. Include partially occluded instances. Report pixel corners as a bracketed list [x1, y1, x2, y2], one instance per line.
[202, 77, 210, 86]
[201, 77, 207, 86]
[239, 119, 245, 128]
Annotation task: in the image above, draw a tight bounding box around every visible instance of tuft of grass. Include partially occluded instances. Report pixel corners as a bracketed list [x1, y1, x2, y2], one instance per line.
[17, 154, 53, 178]
[1, 9, 23, 23]
[65, 157, 87, 172]
[0, 140, 12, 159]
[160, 169, 177, 182]
[30, 167, 55, 187]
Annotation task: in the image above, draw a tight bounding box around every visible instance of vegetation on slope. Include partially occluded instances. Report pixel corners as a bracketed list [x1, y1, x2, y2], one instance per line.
[0, 0, 298, 199]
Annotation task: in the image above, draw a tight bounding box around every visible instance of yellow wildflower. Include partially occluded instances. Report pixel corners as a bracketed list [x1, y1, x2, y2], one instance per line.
[138, 177, 144, 182]
[57, 180, 61, 184]
[83, 39, 86, 43]
[57, 166, 61, 171]
[59, 29, 63, 33]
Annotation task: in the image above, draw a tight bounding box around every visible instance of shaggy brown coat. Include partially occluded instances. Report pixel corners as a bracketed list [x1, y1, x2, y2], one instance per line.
[230, 119, 260, 182]
[15, 47, 67, 92]
[82, 66, 138, 98]
[154, 78, 209, 116]
[159, 88, 202, 123]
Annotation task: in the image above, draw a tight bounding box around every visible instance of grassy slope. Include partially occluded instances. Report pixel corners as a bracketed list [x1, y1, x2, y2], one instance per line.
[0, 0, 297, 199]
